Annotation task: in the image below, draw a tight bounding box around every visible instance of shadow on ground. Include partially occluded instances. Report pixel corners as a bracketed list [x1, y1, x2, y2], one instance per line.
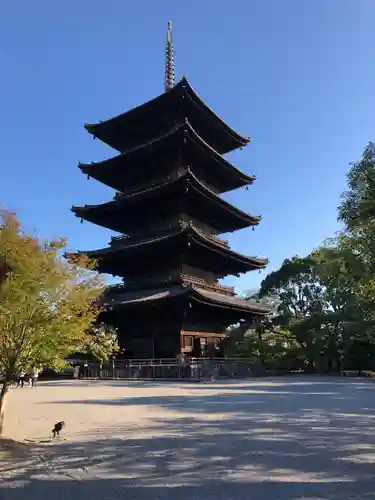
[2, 378, 375, 499]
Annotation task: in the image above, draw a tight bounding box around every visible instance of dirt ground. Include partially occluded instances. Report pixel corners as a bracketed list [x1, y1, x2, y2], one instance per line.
[1, 377, 375, 499]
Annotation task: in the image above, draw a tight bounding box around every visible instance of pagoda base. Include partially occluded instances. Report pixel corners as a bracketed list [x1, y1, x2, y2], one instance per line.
[103, 321, 225, 359]
[180, 330, 226, 357]
[99, 284, 267, 359]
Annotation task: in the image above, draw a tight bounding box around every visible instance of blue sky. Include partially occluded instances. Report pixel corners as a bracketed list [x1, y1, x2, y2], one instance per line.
[1, 1, 374, 294]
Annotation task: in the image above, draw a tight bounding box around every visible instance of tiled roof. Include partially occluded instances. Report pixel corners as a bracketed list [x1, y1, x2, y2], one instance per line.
[103, 286, 186, 306]
[84, 77, 249, 154]
[79, 121, 254, 188]
[85, 230, 179, 255]
[192, 286, 269, 314]
[192, 225, 268, 268]
[103, 284, 270, 315]
[72, 170, 261, 230]
[74, 223, 268, 270]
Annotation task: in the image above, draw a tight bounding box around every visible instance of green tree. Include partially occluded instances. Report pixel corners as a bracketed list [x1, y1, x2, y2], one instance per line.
[259, 256, 326, 369]
[239, 143, 375, 374]
[311, 236, 368, 370]
[338, 142, 375, 368]
[82, 323, 119, 362]
[339, 142, 375, 232]
[0, 211, 106, 434]
[238, 328, 299, 369]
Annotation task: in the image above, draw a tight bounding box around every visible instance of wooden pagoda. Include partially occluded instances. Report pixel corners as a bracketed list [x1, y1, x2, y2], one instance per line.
[71, 23, 269, 358]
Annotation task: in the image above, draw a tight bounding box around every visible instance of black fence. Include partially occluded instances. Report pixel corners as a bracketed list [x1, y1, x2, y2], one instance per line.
[71, 358, 264, 381]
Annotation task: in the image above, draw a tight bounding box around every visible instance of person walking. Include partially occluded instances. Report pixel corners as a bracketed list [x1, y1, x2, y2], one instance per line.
[30, 368, 40, 387]
[83, 360, 89, 378]
[17, 371, 26, 388]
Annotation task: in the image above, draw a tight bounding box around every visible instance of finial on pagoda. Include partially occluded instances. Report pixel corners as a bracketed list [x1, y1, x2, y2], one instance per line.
[164, 21, 175, 92]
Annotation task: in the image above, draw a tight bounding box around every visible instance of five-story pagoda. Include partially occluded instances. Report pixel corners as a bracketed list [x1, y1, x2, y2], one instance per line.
[71, 23, 269, 358]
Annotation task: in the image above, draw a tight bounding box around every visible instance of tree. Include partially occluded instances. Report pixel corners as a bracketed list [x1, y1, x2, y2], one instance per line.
[339, 142, 375, 232]
[237, 143, 375, 374]
[337, 143, 375, 368]
[82, 323, 119, 362]
[259, 256, 326, 368]
[338, 143, 375, 283]
[0, 210, 106, 434]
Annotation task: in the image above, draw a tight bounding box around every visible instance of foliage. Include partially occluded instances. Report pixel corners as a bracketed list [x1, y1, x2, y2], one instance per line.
[233, 143, 375, 373]
[0, 210, 106, 432]
[81, 323, 119, 362]
[338, 142, 375, 231]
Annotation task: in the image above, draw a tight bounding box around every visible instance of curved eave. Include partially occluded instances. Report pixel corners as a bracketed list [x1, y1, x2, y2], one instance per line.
[71, 171, 261, 231]
[191, 286, 270, 315]
[71, 224, 268, 273]
[187, 171, 261, 226]
[186, 121, 254, 187]
[103, 285, 270, 315]
[79, 120, 255, 191]
[84, 77, 249, 154]
[192, 227, 268, 269]
[80, 122, 185, 176]
[84, 79, 182, 134]
[181, 78, 249, 148]
[102, 287, 187, 308]
[72, 230, 180, 259]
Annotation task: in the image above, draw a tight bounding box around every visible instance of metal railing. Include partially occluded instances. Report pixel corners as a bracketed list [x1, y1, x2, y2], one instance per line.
[74, 358, 263, 381]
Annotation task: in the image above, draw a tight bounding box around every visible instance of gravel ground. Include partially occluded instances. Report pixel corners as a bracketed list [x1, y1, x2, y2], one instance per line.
[1, 376, 375, 499]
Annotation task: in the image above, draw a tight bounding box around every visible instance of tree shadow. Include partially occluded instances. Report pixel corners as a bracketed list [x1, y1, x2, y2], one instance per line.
[2, 377, 375, 499]
[36, 377, 375, 413]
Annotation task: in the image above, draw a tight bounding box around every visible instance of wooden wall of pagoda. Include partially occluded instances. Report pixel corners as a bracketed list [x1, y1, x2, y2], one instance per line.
[101, 299, 231, 359]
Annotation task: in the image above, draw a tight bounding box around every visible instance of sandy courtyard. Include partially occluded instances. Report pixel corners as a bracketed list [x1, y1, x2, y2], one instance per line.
[1, 377, 375, 499]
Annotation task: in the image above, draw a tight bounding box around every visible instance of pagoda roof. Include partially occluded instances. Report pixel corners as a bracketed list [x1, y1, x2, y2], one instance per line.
[84, 77, 250, 155]
[71, 170, 261, 234]
[79, 121, 255, 194]
[73, 223, 268, 276]
[104, 284, 270, 315]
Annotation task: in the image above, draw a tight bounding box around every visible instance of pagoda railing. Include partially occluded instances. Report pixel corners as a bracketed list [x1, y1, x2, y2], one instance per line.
[60, 357, 264, 380]
[206, 233, 229, 248]
[110, 225, 176, 247]
[110, 234, 130, 245]
[179, 221, 229, 248]
[110, 223, 229, 250]
[112, 170, 220, 200]
[107, 275, 235, 296]
[110, 232, 161, 247]
[181, 274, 235, 296]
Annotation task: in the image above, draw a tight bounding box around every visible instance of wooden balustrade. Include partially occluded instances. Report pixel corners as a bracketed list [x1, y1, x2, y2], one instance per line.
[208, 233, 229, 247]
[109, 275, 235, 297]
[181, 274, 235, 296]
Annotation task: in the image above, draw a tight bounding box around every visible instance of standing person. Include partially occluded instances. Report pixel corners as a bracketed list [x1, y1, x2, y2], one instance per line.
[30, 367, 40, 387]
[190, 358, 198, 380]
[83, 360, 89, 378]
[17, 371, 26, 388]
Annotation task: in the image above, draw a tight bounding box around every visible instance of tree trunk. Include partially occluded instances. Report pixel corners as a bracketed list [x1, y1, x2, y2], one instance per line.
[0, 382, 10, 436]
[327, 356, 333, 373]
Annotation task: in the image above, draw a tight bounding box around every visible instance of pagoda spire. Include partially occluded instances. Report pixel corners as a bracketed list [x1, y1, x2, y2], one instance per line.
[164, 21, 175, 92]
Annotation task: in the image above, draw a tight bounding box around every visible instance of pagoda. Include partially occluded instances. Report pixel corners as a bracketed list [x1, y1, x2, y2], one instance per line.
[71, 22, 269, 358]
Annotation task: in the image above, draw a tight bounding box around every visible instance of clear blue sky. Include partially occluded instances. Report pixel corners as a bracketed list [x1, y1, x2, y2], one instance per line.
[1, 1, 374, 293]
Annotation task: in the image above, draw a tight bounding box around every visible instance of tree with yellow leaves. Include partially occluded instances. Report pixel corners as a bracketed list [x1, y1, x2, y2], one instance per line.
[0, 210, 106, 434]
